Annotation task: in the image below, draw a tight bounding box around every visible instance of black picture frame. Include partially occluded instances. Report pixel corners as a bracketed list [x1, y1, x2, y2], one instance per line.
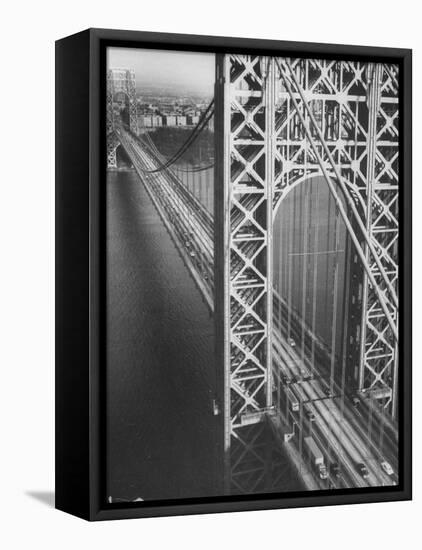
[55, 28, 412, 521]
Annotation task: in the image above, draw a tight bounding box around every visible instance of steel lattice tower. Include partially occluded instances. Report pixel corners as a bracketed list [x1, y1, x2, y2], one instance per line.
[215, 54, 399, 493]
[107, 68, 138, 168]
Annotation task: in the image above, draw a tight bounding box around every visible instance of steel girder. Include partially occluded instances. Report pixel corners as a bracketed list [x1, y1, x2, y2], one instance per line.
[107, 68, 138, 168]
[107, 132, 120, 169]
[218, 55, 277, 493]
[360, 64, 399, 416]
[218, 54, 399, 493]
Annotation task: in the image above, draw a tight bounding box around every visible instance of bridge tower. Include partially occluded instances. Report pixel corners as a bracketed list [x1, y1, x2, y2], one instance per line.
[215, 54, 399, 493]
[214, 55, 277, 494]
[107, 68, 138, 168]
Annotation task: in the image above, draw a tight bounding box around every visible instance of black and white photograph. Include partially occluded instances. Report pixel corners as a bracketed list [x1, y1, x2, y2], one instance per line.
[2, 0, 420, 544]
[105, 47, 401, 501]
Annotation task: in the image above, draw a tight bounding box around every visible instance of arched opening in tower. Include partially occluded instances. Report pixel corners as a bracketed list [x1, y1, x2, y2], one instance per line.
[272, 176, 351, 387]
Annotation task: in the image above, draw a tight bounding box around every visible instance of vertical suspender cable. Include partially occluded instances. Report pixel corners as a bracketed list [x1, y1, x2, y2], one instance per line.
[310, 179, 320, 380]
[287, 186, 295, 340]
[300, 133, 310, 374]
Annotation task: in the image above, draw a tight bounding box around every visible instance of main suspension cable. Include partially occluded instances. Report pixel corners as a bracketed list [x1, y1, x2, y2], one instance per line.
[144, 131, 214, 173]
[130, 100, 215, 174]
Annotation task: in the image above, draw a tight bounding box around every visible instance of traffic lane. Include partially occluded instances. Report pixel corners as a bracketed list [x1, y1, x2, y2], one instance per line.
[331, 396, 398, 483]
[320, 393, 393, 488]
[272, 317, 399, 480]
[124, 137, 214, 266]
[274, 335, 391, 488]
[274, 400, 347, 490]
[280, 339, 390, 488]
[295, 338, 399, 477]
[292, 382, 356, 490]
[271, 301, 399, 459]
[295, 327, 399, 468]
[273, 337, 367, 488]
[300, 344, 399, 471]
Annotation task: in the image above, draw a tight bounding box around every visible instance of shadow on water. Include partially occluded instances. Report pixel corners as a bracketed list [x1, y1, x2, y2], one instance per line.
[25, 491, 55, 508]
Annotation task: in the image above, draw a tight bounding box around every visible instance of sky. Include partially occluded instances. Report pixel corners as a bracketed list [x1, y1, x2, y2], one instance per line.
[107, 47, 215, 95]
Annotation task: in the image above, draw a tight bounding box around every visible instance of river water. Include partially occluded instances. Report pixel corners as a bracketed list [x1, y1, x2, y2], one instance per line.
[106, 169, 219, 500]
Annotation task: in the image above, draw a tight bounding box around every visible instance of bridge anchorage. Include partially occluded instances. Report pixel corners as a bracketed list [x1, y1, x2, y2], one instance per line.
[108, 54, 399, 495]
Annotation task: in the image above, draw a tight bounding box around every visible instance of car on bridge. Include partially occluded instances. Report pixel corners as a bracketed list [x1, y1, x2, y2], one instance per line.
[304, 437, 328, 480]
[352, 397, 361, 408]
[287, 388, 299, 412]
[330, 462, 341, 478]
[380, 460, 394, 476]
[305, 408, 316, 422]
[282, 374, 291, 385]
[355, 462, 369, 479]
[319, 464, 328, 480]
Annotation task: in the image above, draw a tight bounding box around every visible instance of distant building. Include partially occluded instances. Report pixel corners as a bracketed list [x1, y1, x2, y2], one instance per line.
[164, 115, 177, 126]
[152, 115, 163, 127]
[139, 107, 208, 129]
[160, 103, 175, 112]
[185, 115, 199, 126]
[138, 114, 164, 128]
[141, 115, 153, 127]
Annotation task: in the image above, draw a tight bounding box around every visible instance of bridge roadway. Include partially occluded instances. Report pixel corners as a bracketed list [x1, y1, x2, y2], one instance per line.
[272, 292, 399, 476]
[116, 127, 214, 310]
[272, 329, 398, 489]
[114, 126, 398, 490]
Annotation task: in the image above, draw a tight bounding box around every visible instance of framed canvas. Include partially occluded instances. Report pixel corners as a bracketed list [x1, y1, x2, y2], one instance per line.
[55, 28, 412, 521]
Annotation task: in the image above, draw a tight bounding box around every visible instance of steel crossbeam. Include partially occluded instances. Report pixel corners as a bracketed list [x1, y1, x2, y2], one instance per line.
[215, 55, 278, 493]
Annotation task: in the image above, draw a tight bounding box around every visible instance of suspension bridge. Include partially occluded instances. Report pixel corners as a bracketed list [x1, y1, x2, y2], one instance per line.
[107, 56, 399, 494]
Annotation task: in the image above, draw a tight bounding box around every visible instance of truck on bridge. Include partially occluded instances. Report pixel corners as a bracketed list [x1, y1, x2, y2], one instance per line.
[304, 436, 328, 480]
[286, 387, 299, 412]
